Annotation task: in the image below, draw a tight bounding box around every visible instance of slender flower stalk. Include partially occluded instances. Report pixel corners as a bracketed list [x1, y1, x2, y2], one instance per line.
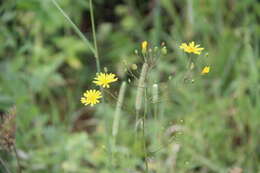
[135, 62, 149, 173]
[152, 84, 159, 118]
[112, 82, 127, 137]
[89, 0, 101, 73]
[111, 82, 127, 168]
[51, 0, 96, 56]
[135, 63, 149, 113]
[143, 88, 149, 173]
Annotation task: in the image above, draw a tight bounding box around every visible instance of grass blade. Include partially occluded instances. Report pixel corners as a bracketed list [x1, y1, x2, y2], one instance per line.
[51, 0, 96, 55]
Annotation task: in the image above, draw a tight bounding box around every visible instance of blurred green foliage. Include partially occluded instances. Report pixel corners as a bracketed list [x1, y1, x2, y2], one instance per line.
[0, 0, 260, 172]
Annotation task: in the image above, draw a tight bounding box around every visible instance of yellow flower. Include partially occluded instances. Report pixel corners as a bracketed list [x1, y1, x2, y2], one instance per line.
[201, 66, 210, 74]
[141, 41, 148, 54]
[179, 41, 204, 55]
[80, 90, 102, 106]
[93, 73, 118, 88]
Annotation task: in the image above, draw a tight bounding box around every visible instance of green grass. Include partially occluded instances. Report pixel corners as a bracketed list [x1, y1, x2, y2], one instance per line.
[0, 0, 260, 172]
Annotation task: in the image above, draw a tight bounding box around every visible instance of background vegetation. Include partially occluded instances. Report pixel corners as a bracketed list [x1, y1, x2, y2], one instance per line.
[1, 0, 260, 172]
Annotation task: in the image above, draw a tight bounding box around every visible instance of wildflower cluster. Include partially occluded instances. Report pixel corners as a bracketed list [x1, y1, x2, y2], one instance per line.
[80, 73, 118, 106]
[179, 41, 210, 75]
[136, 41, 168, 68]
[80, 40, 209, 107]
[78, 40, 212, 173]
[141, 40, 167, 55]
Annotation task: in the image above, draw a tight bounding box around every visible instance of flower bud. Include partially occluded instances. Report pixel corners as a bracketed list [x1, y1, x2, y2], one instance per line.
[161, 46, 167, 55]
[141, 41, 148, 54]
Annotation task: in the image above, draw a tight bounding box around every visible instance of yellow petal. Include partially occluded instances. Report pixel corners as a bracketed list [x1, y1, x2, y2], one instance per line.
[201, 66, 210, 74]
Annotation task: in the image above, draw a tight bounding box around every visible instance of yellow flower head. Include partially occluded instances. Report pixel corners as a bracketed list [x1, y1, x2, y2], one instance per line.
[179, 41, 204, 55]
[141, 41, 148, 54]
[93, 73, 118, 88]
[80, 89, 102, 106]
[201, 66, 210, 74]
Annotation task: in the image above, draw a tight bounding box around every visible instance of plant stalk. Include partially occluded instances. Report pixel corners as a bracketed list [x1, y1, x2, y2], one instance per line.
[51, 0, 96, 55]
[143, 88, 149, 173]
[89, 0, 101, 73]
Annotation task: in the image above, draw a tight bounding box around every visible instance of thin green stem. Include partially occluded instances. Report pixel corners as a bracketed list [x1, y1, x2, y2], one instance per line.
[88, 2, 113, 171]
[112, 82, 127, 167]
[152, 84, 159, 119]
[89, 0, 101, 73]
[89, 0, 104, 104]
[51, 0, 96, 55]
[134, 109, 140, 151]
[143, 88, 148, 173]
[152, 0, 161, 45]
[142, 117, 148, 173]
[152, 84, 159, 150]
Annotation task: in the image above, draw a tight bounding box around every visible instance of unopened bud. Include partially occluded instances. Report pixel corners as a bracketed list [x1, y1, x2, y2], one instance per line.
[141, 41, 148, 54]
[161, 46, 167, 55]
[131, 64, 138, 70]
